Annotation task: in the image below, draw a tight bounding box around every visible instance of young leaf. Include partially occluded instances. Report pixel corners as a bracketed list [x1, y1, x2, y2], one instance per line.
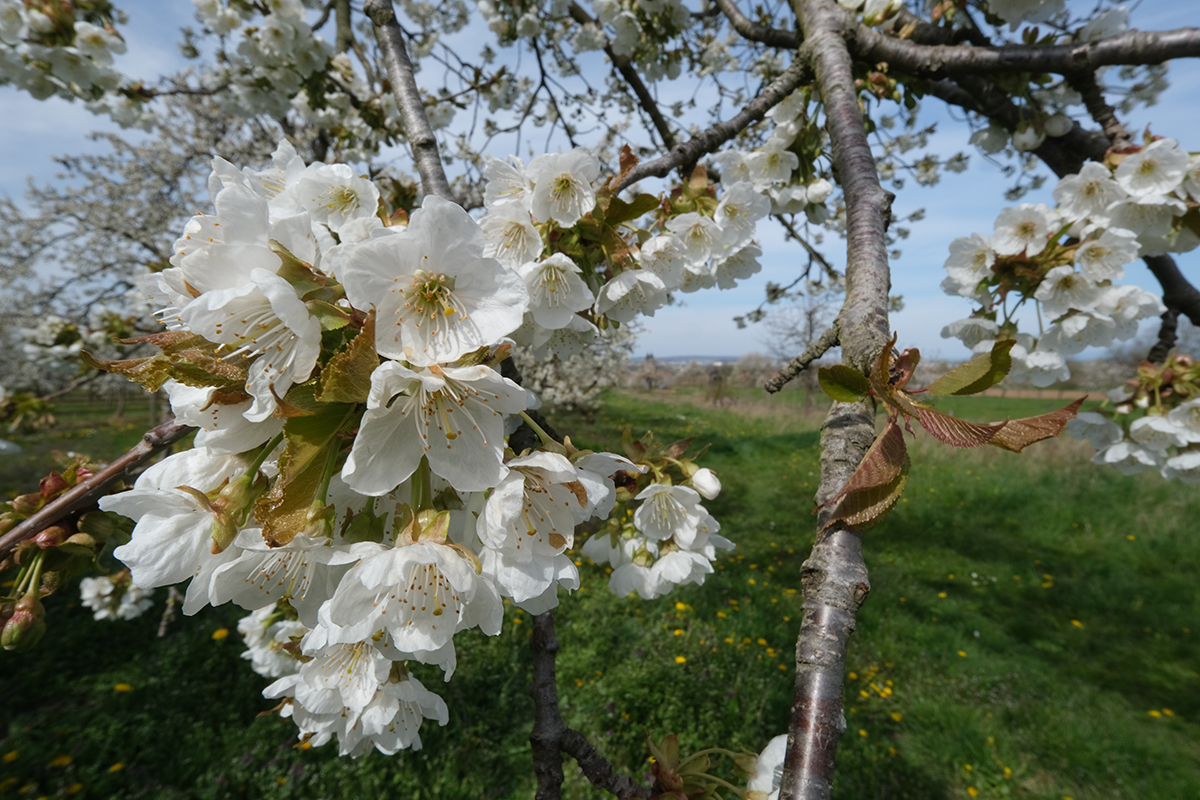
[817, 419, 910, 533]
[819, 365, 871, 402]
[915, 407, 1007, 448]
[317, 313, 379, 404]
[926, 339, 1016, 397]
[988, 397, 1085, 452]
[606, 193, 661, 226]
[256, 402, 356, 547]
[892, 348, 921, 390]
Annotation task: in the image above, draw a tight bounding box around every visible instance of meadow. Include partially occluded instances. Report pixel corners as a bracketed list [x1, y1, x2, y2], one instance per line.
[1, 388, 1197, 800]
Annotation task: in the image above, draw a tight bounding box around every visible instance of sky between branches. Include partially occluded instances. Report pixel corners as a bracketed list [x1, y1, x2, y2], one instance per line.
[1, 0, 1197, 360]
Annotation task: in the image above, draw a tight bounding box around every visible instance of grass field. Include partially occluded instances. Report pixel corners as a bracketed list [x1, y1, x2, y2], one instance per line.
[1, 389, 1197, 800]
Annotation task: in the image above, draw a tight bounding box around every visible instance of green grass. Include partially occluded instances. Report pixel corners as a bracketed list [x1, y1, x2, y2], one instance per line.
[2, 393, 1198, 799]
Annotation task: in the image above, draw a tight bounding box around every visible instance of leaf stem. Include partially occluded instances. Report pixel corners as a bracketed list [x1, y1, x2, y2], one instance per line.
[315, 441, 341, 507]
[247, 433, 284, 478]
[519, 411, 555, 446]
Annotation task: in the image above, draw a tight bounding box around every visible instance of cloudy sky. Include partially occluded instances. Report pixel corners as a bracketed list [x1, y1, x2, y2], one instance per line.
[2, 2, 1197, 360]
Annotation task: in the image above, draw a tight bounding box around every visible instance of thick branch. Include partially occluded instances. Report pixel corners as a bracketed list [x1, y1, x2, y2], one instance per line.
[779, 1, 893, 798]
[363, 0, 456, 202]
[0, 419, 194, 562]
[765, 322, 839, 393]
[857, 14, 1200, 76]
[617, 61, 812, 191]
[567, 3, 677, 150]
[529, 612, 652, 800]
[1148, 308, 1180, 365]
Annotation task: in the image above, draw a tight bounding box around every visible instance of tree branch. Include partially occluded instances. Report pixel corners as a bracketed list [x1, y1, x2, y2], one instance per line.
[765, 322, 839, 393]
[363, 0, 456, 202]
[856, 14, 1200, 76]
[616, 60, 812, 191]
[713, 0, 799, 49]
[0, 419, 194, 563]
[1068, 69, 1134, 152]
[529, 612, 652, 800]
[778, 0, 895, 797]
[567, 3, 678, 150]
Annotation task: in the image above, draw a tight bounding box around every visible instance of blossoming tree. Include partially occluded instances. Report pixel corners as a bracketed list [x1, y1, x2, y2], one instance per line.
[2, 0, 1200, 798]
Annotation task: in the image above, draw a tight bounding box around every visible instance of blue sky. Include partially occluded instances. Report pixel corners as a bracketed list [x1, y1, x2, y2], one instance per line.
[2, 2, 1197, 359]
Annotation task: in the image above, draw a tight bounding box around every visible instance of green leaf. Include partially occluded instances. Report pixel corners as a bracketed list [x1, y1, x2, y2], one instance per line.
[317, 313, 379, 404]
[926, 339, 1015, 396]
[606, 193, 661, 226]
[83, 331, 248, 393]
[818, 419, 909, 533]
[256, 402, 356, 547]
[818, 365, 871, 402]
[988, 397, 1084, 452]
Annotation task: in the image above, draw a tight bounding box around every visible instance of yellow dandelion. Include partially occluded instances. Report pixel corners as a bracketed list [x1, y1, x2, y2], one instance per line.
[858, 729, 867, 737]
[50, 755, 73, 767]
[0, 779, 16, 793]
[891, 712, 902, 722]
[2, 751, 16, 764]
[67, 784, 84, 795]
[1149, 710, 1162, 717]
[757, 638, 767, 646]
[113, 683, 132, 692]
[675, 656, 687, 664]
[967, 788, 978, 798]
[938, 592, 947, 599]
[212, 628, 230, 641]
[717, 611, 726, 618]
[1042, 582, 1054, 588]
[277, 777, 288, 786]
[1071, 620, 1083, 628]
[958, 651, 967, 657]
[1163, 709, 1175, 717]
[108, 763, 124, 773]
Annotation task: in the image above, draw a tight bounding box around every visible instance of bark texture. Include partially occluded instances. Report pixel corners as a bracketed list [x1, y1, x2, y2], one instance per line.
[363, 0, 457, 202]
[779, 1, 895, 797]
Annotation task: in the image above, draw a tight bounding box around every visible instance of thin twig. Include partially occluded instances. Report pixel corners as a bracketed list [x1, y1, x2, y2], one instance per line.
[0, 419, 194, 562]
[617, 60, 812, 191]
[765, 322, 840, 393]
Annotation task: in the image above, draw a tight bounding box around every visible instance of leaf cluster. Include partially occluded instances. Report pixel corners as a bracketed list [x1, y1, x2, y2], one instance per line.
[815, 334, 1083, 533]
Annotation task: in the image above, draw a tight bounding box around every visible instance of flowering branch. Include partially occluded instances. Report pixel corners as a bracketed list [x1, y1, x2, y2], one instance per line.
[363, 0, 456, 202]
[776, 0, 897, 797]
[567, 2, 679, 150]
[616, 60, 812, 191]
[764, 322, 839, 394]
[0, 419, 194, 562]
[713, 0, 799, 49]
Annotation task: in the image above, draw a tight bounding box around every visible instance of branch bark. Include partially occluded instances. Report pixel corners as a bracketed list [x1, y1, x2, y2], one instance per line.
[529, 612, 653, 800]
[617, 60, 812, 191]
[0, 418, 194, 563]
[855, 19, 1200, 77]
[363, 0, 456, 202]
[778, 1, 894, 797]
[765, 322, 840, 393]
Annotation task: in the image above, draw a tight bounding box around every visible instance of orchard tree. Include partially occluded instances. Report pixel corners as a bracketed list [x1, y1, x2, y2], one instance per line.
[2, 2, 1200, 799]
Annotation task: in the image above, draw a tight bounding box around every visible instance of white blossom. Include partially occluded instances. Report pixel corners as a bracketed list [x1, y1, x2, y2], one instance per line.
[526, 148, 601, 227]
[992, 204, 1059, 257]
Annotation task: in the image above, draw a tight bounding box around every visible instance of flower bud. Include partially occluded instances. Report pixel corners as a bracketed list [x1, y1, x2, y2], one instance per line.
[1011, 122, 1045, 152]
[1044, 114, 1073, 138]
[690, 468, 722, 500]
[12, 492, 44, 516]
[32, 525, 69, 549]
[2, 593, 46, 652]
[39, 471, 70, 499]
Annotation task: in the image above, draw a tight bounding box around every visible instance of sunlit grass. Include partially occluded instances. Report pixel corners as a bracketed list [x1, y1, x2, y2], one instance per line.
[0, 392, 1196, 800]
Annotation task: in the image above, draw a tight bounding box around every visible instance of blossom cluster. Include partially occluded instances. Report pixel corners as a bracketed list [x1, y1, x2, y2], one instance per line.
[939, 135, 1200, 387]
[78, 573, 152, 621]
[87, 140, 736, 757]
[193, 0, 334, 120]
[1068, 353, 1200, 481]
[0, 0, 152, 128]
[712, 89, 833, 220]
